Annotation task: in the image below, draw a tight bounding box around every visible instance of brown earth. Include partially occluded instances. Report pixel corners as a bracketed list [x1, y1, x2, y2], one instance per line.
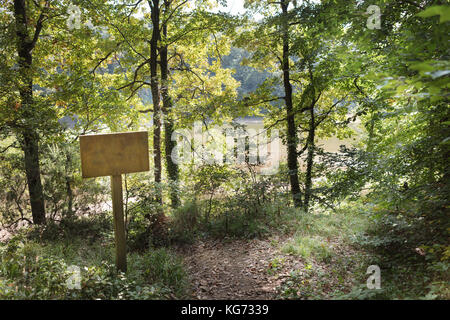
[176, 236, 305, 300]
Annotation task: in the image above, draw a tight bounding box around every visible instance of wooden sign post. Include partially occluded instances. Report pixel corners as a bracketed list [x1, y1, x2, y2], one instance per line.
[79, 131, 149, 272]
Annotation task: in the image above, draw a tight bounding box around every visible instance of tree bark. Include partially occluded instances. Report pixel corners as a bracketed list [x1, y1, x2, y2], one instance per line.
[304, 105, 315, 212]
[160, 1, 180, 207]
[14, 0, 46, 224]
[148, 0, 168, 244]
[65, 152, 73, 217]
[281, 0, 302, 208]
[150, 0, 163, 205]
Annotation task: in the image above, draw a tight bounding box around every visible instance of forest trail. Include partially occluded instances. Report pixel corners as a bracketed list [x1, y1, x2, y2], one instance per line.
[177, 237, 304, 299]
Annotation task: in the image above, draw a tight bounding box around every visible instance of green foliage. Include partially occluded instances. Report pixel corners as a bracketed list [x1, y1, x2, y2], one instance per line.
[416, 5, 450, 23]
[0, 239, 149, 299]
[124, 176, 169, 250]
[0, 150, 28, 223]
[0, 136, 109, 225]
[27, 213, 112, 244]
[138, 248, 188, 298]
[41, 140, 109, 219]
[274, 200, 448, 300]
[267, 256, 286, 275]
[279, 267, 334, 300]
[168, 200, 200, 244]
[174, 162, 295, 239]
[282, 236, 334, 263]
[0, 218, 188, 299]
[279, 205, 370, 271]
[221, 47, 272, 98]
[348, 203, 450, 299]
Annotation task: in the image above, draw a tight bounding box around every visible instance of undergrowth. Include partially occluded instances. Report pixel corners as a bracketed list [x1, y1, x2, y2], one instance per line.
[0, 213, 189, 300]
[276, 202, 449, 300]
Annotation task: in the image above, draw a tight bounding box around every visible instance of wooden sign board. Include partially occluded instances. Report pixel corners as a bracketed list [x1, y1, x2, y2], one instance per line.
[79, 131, 150, 272]
[80, 131, 149, 178]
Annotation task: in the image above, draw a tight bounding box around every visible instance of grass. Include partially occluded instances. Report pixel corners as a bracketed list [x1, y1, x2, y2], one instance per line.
[0, 213, 189, 299]
[274, 205, 376, 299]
[131, 248, 188, 297]
[274, 201, 450, 300]
[282, 236, 334, 263]
[280, 204, 370, 264]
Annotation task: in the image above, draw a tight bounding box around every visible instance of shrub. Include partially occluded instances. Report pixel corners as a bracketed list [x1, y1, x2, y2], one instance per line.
[139, 248, 188, 297]
[168, 200, 199, 244]
[0, 234, 187, 299]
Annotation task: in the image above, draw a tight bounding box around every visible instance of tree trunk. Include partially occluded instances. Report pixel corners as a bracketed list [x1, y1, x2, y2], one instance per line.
[164, 118, 180, 206]
[23, 131, 46, 224]
[148, 0, 168, 244]
[160, 2, 180, 207]
[304, 105, 315, 212]
[281, 0, 302, 208]
[150, 0, 163, 205]
[65, 152, 73, 217]
[14, 0, 46, 224]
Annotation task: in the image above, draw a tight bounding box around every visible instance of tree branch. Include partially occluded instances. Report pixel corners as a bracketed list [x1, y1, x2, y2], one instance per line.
[91, 42, 124, 75]
[29, 1, 50, 50]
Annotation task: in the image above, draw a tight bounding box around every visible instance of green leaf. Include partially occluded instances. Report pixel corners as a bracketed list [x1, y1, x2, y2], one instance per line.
[416, 5, 450, 23]
[440, 137, 450, 145]
[409, 61, 436, 73]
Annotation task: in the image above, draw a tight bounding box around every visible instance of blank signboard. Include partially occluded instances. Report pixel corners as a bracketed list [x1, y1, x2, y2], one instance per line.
[80, 131, 149, 178]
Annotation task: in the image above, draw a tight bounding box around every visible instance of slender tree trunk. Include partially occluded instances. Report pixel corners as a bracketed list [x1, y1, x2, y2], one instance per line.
[65, 152, 73, 217]
[163, 118, 180, 206]
[281, 0, 302, 208]
[23, 131, 46, 224]
[367, 112, 375, 152]
[160, 2, 180, 207]
[304, 106, 315, 212]
[150, 0, 162, 205]
[148, 0, 168, 244]
[14, 0, 46, 224]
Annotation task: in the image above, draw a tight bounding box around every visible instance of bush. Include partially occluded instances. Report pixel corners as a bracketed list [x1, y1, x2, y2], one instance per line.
[26, 213, 112, 243]
[138, 248, 188, 298]
[123, 175, 173, 250]
[0, 152, 28, 224]
[173, 162, 294, 239]
[168, 200, 199, 244]
[0, 233, 187, 299]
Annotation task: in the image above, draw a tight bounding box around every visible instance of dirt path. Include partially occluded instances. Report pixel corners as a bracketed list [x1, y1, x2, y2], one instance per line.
[177, 237, 305, 300]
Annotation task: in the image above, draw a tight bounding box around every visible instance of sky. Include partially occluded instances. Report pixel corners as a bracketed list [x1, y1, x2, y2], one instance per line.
[216, 0, 246, 15]
[133, 0, 253, 19]
[212, 0, 265, 21]
[213, 0, 321, 20]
